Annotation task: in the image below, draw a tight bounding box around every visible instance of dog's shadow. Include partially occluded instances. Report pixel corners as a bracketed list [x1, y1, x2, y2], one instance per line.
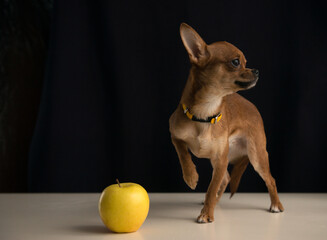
[220, 202, 268, 212]
[148, 200, 199, 222]
[149, 199, 267, 223]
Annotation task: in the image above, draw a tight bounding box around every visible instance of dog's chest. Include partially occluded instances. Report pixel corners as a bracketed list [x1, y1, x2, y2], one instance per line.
[188, 135, 222, 159]
[176, 124, 224, 159]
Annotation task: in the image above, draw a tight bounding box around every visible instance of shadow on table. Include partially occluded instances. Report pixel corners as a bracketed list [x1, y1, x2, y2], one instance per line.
[67, 224, 146, 239]
[148, 198, 268, 223]
[148, 200, 200, 222]
[220, 201, 269, 212]
[69, 225, 112, 234]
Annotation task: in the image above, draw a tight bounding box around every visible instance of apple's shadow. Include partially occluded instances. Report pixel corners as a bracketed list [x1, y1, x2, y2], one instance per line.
[69, 225, 113, 234]
[67, 224, 145, 238]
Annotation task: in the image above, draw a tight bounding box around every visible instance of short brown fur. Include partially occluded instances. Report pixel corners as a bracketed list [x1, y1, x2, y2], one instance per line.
[169, 23, 284, 223]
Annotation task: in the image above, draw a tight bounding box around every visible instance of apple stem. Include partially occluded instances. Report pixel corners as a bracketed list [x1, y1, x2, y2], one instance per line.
[116, 179, 121, 188]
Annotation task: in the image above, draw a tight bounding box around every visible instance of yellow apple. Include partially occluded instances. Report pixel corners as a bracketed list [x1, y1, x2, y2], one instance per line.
[98, 180, 150, 233]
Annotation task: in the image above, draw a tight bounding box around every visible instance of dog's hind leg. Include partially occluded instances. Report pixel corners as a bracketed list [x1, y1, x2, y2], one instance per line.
[230, 156, 249, 198]
[201, 171, 229, 205]
[247, 139, 284, 213]
[216, 171, 230, 203]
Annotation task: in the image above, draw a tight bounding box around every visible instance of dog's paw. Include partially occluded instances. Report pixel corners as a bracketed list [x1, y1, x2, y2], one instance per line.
[269, 202, 284, 213]
[196, 212, 214, 223]
[183, 166, 199, 190]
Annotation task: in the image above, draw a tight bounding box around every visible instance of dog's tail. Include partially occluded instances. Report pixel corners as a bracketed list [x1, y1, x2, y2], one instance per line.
[229, 156, 249, 198]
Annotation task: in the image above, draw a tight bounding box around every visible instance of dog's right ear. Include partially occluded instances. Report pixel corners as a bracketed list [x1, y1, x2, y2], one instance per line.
[180, 23, 209, 66]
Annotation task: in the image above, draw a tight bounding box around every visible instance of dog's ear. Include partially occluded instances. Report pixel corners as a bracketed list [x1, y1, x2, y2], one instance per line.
[180, 23, 209, 66]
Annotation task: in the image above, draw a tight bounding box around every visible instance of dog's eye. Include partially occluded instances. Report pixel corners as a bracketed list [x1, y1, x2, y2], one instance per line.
[231, 59, 240, 67]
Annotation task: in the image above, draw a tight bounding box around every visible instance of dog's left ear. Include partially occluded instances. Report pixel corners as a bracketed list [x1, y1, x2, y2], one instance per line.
[180, 23, 210, 66]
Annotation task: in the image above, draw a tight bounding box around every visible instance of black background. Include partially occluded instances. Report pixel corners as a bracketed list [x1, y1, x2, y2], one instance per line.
[2, 0, 327, 193]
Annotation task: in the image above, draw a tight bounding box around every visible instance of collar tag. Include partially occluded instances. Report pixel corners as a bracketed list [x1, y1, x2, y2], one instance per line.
[182, 104, 222, 124]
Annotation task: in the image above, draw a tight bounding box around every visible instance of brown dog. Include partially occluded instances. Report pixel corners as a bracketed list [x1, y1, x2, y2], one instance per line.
[169, 23, 284, 223]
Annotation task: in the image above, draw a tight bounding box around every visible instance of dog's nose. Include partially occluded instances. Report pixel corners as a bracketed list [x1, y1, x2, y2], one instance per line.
[252, 69, 259, 77]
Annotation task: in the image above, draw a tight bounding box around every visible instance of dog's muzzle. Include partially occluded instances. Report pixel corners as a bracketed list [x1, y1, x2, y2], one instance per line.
[235, 79, 258, 88]
[235, 69, 259, 88]
[252, 69, 259, 77]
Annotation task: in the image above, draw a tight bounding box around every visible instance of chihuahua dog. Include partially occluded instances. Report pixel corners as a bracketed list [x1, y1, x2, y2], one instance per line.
[169, 23, 284, 223]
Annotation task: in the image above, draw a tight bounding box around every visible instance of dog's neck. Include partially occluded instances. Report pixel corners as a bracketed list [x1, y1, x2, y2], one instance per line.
[181, 73, 228, 120]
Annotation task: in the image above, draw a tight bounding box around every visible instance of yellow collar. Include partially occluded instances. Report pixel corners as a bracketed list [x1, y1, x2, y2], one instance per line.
[182, 104, 222, 124]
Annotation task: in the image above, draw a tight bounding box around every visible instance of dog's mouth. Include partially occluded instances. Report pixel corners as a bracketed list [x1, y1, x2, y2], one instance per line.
[235, 78, 258, 89]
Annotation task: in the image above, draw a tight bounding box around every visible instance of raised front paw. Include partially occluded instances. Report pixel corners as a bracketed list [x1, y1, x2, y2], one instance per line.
[183, 166, 199, 190]
[269, 201, 284, 213]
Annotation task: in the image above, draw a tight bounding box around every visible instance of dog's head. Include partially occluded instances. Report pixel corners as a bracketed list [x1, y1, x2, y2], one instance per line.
[180, 23, 259, 93]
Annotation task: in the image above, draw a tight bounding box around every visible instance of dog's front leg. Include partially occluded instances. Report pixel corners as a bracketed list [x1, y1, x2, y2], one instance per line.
[197, 153, 228, 223]
[171, 138, 199, 190]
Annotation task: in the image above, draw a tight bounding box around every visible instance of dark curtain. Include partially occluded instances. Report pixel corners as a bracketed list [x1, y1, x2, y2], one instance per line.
[26, 0, 327, 192]
[0, 0, 51, 192]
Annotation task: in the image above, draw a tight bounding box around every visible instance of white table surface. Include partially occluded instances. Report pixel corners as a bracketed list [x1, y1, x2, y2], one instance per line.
[0, 193, 326, 240]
